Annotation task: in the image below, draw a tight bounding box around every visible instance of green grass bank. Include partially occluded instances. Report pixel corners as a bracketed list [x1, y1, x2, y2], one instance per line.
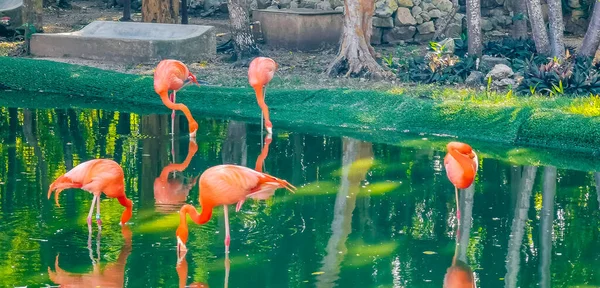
[1, 57, 600, 158]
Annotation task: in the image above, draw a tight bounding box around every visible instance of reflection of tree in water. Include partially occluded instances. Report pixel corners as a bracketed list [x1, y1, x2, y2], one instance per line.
[539, 166, 556, 288]
[3, 108, 18, 213]
[221, 120, 247, 166]
[504, 166, 537, 288]
[315, 137, 373, 288]
[140, 114, 170, 208]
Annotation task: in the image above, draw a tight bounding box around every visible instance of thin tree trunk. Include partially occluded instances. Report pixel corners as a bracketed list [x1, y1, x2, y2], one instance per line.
[181, 0, 188, 24]
[504, 166, 537, 288]
[526, 0, 551, 55]
[547, 0, 565, 57]
[227, 0, 260, 61]
[326, 0, 389, 79]
[594, 172, 600, 209]
[512, 0, 528, 39]
[539, 166, 556, 288]
[121, 0, 132, 21]
[466, 0, 482, 56]
[222, 120, 247, 166]
[142, 0, 179, 23]
[579, 0, 600, 57]
[22, 0, 43, 54]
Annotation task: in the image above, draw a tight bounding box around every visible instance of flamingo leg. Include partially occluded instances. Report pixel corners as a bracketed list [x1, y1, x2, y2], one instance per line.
[87, 195, 98, 229]
[224, 205, 231, 254]
[171, 91, 177, 135]
[96, 195, 102, 227]
[455, 186, 461, 226]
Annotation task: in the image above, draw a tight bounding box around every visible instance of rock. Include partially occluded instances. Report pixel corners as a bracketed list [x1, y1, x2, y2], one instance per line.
[571, 9, 584, 20]
[436, 0, 453, 12]
[465, 71, 485, 87]
[438, 38, 455, 53]
[398, 0, 414, 7]
[204, 0, 221, 10]
[299, 0, 317, 8]
[290, 0, 299, 8]
[489, 8, 504, 17]
[428, 9, 442, 18]
[279, 0, 292, 7]
[495, 0, 504, 5]
[395, 7, 417, 25]
[371, 27, 383, 45]
[329, 0, 344, 8]
[414, 32, 435, 43]
[415, 15, 424, 24]
[421, 11, 431, 21]
[383, 26, 417, 43]
[411, 6, 422, 16]
[481, 18, 494, 31]
[488, 30, 508, 37]
[375, 0, 399, 17]
[454, 13, 465, 22]
[446, 23, 462, 38]
[334, 5, 344, 11]
[481, 55, 510, 68]
[421, 2, 435, 11]
[486, 64, 514, 80]
[266, 4, 279, 8]
[417, 21, 435, 34]
[373, 16, 395, 28]
[257, 0, 272, 8]
[493, 78, 517, 90]
[568, 0, 581, 8]
[316, 0, 332, 10]
[413, 0, 421, 6]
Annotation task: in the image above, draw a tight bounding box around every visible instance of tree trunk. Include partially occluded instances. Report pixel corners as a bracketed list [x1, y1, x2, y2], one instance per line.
[326, 0, 389, 79]
[227, 0, 260, 61]
[142, 0, 179, 23]
[579, 0, 600, 57]
[465, 0, 482, 56]
[547, 0, 565, 57]
[181, 0, 188, 24]
[512, 0, 528, 39]
[121, 0, 132, 21]
[526, 0, 551, 55]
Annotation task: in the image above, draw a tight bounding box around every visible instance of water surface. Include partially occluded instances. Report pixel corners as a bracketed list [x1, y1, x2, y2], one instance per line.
[0, 106, 599, 287]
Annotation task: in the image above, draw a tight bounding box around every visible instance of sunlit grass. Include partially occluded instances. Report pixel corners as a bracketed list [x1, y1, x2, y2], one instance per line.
[566, 94, 600, 116]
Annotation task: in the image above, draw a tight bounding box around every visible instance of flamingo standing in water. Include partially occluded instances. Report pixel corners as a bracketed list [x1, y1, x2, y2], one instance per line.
[444, 142, 478, 225]
[154, 59, 200, 137]
[248, 57, 278, 134]
[176, 165, 296, 257]
[47, 159, 133, 228]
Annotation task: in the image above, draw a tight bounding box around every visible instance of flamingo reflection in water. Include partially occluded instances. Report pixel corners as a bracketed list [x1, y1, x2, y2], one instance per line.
[177, 133, 274, 288]
[154, 139, 200, 214]
[47, 226, 132, 287]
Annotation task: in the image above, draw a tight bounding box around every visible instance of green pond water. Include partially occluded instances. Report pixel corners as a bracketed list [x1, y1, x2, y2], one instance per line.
[0, 106, 599, 288]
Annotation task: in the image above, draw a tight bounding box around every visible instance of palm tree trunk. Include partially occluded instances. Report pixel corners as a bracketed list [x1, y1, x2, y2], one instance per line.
[579, 0, 600, 57]
[466, 0, 482, 56]
[142, 0, 179, 23]
[547, 0, 565, 57]
[526, 0, 551, 54]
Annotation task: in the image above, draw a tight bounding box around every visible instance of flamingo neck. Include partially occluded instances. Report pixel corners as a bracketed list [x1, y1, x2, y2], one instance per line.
[118, 196, 133, 225]
[158, 92, 198, 133]
[159, 141, 198, 180]
[180, 204, 213, 226]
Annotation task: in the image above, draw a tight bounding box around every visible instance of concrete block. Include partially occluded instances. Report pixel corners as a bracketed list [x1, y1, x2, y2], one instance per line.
[252, 8, 343, 51]
[0, 0, 23, 28]
[30, 21, 216, 64]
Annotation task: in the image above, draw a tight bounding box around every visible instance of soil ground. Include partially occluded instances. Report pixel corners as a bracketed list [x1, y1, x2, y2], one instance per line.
[0, 0, 588, 91]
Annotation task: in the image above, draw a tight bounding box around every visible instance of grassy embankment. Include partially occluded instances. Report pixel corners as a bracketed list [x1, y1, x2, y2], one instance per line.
[1, 57, 600, 171]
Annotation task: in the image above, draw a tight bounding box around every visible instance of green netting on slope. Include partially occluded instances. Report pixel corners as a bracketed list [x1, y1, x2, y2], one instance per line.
[1, 57, 600, 154]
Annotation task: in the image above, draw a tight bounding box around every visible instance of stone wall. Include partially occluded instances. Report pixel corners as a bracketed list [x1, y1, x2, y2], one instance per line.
[178, 0, 591, 43]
